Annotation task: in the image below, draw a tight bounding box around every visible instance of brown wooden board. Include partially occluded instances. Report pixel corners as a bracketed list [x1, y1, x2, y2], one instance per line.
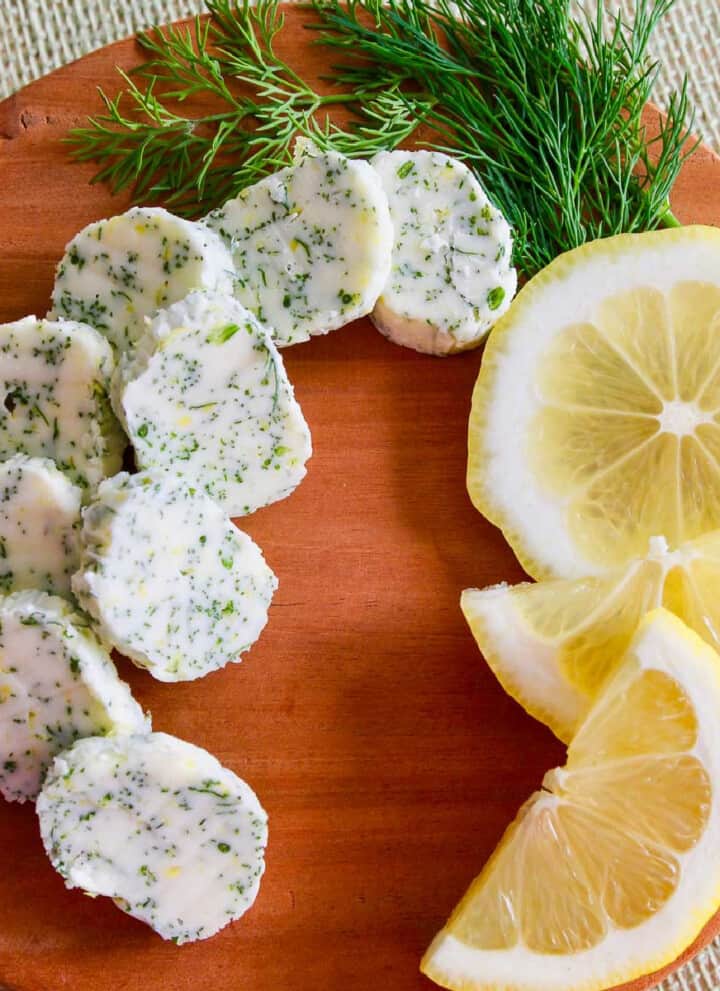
[1, 9, 720, 991]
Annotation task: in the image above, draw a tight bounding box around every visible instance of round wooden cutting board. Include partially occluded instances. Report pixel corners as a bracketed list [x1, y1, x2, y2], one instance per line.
[1, 10, 720, 991]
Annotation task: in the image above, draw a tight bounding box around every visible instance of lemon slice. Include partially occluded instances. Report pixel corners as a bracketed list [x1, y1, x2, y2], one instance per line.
[468, 226, 720, 579]
[462, 530, 720, 742]
[422, 609, 720, 991]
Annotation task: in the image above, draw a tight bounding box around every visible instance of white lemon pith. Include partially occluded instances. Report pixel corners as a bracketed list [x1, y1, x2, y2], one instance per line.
[422, 610, 720, 991]
[462, 530, 720, 742]
[468, 226, 720, 580]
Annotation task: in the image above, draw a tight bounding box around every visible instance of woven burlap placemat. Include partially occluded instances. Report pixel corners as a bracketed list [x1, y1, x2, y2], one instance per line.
[1, 2, 720, 991]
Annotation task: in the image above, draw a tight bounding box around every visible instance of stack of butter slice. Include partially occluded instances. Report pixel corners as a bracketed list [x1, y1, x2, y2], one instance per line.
[425, 228, 720, 991]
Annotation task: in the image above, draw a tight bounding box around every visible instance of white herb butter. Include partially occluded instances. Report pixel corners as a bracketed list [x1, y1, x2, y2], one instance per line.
[205, 149, 393, 345]
[0, 455, 82, 597]
[0, 316, 124, 493]
[37, 732, 267, 943]
[114, 290, 311, 517]
[0, 590, 149, 803]
[370, 150, 517, 354]
[72, 470, 278, 682]
[49, 207, 235, 351]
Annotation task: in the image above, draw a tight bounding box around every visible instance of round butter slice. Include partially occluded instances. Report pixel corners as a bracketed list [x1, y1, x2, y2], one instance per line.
[0, 590, 149, 803]
[0, 455, 82, 597]
[49, 206, 234, 351]
[37, 732, 267, 944]
[114, 289, 312, 517]
[370, 150, 516, 355]
[205, 149, 393, 345]
[0, 316, 124, 494]
[72, 470, 278, 682]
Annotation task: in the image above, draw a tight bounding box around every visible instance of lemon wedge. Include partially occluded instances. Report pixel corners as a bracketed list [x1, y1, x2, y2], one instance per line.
[462, 530, 720, 742]
[468, 227, 720, 579]
[422, 609, 720, 991]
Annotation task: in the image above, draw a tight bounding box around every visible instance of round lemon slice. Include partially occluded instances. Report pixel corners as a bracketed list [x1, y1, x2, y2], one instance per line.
[462, 530, 720, 742]
[422, 609, 720, 991]
[468, 226, 720, 579]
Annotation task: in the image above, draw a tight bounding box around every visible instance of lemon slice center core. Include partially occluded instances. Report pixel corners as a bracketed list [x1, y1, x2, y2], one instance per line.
[658, 400, 713, 436]
[526, 280, 720, 566]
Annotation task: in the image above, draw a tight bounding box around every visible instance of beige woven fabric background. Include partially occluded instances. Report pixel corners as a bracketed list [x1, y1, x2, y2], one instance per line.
[1, 2, 720, 991]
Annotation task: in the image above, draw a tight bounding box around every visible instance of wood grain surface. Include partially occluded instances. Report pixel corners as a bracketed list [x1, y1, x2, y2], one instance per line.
[1, 10, 720, 991]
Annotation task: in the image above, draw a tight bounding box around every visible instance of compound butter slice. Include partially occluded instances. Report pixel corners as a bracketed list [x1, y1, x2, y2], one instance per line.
[72, 470, 278, 682]
[0, 590, 149, 803]
[205, 149, 393, 345]
[49, 206, 234, 351]
[114, 290, 311, 517]
[0, 455, 81, 597]
[0, 316, 124, 494]
[371, 150, 516, 354]
[37, 732, 267, 943]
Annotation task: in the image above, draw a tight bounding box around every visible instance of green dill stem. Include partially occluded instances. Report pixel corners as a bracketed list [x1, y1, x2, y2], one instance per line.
[658, 203, 683, 228]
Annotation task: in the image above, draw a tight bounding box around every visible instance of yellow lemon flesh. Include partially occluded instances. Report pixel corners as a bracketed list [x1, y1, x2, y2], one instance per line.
[468, 227, 720, 580]
[462, 530, 720, 742]
[422, 610, 720, 991]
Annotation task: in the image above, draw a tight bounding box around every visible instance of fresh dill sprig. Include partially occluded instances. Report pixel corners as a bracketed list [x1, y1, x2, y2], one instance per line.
[67, 0, 418, 214]
[68, 0, 696, 276]
[311, 0, 698, 275]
